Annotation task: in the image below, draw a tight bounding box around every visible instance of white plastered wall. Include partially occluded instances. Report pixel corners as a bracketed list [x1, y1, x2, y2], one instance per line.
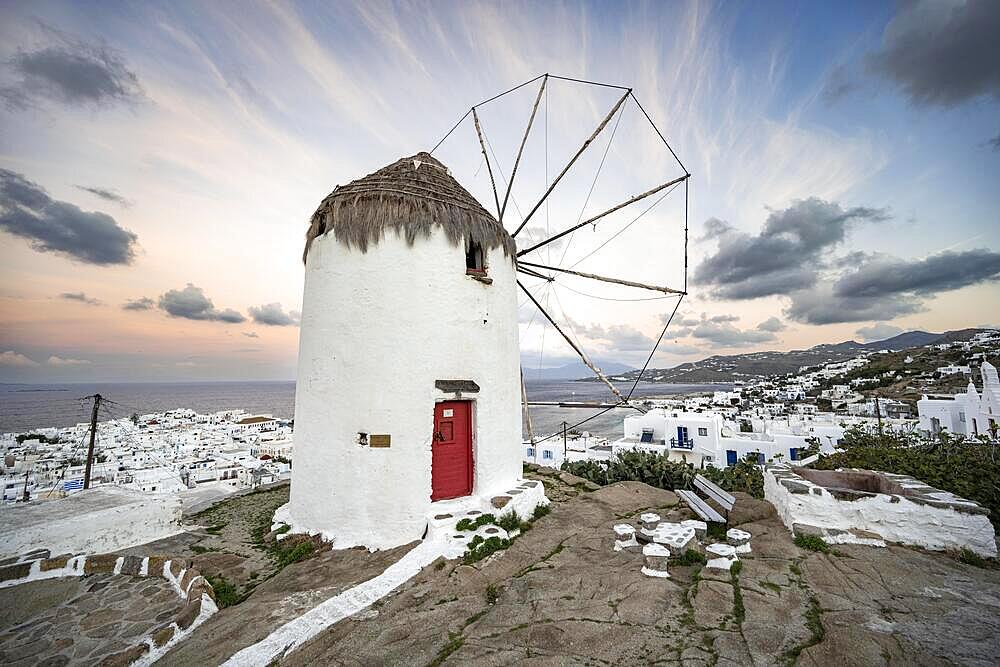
[288, 227, 522, 550]
[764, 472, 997, 558]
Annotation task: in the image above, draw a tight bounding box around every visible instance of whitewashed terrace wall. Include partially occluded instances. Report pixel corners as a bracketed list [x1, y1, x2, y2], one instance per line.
[764, 466, 997, 558]
[0, 487, 183, 558]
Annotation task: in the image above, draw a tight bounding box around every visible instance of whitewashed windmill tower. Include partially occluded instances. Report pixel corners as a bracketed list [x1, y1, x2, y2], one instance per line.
[287, 153, 524, 550]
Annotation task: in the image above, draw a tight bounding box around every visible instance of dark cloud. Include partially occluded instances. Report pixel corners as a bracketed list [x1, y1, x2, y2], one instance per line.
[159, 284, 246, 323]
[690, 318, 778, 348]
[756, 316, 786, 333]
[856, 323, 903, 343]
[0, 169, 138, 265]
[248, 303, 299, 326]
[74, 185, 131, 208]
[2, 33, 141, 110]
[833, 249, 1000, 297]
[693, 198, 888, 300]
[695, 217, 733, 242]
[784, 283, 924, 325]
[867, 0, 1000, 107]
[122, 297, 154, 311]
[59, 291, 100, 305]
[987, 133, 1000, 151]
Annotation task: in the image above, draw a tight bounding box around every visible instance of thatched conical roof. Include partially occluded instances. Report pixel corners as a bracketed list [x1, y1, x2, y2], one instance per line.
[304, 152, 515, 262]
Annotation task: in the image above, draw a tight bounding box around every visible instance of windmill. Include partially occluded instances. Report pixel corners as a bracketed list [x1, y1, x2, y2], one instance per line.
[429, 73, 690, 444]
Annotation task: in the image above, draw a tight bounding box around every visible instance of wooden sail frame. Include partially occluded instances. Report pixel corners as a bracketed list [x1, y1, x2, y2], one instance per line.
[430, 73, 690, 428]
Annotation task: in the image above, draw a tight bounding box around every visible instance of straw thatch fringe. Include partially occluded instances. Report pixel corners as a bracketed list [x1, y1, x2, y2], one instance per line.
[304, 153, 516, 263]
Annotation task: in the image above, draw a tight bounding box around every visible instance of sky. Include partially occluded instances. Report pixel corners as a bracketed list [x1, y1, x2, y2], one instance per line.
[0, 0, 998, 383]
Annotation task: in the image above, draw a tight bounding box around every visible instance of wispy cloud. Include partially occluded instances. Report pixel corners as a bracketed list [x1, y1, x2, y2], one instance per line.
[74, 185, 132, 208]
[59, 291, 101, 305]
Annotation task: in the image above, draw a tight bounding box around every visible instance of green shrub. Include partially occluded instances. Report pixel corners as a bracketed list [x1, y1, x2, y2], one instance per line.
[561, 451, 763, 498]
[673, 549, 707, 566]
[485, 583, 502, 605]
[496, 512, 521, 532]
[957, 548, 990, 568]
[463, 535, 511, 565]
[532, 503, 551, 520]
[794, 534, 830, 553]
[276, 540, 315, 568]
[707, 522, 727, 540]
[205, 574, 243, 608]
[456, 514, 496, 532]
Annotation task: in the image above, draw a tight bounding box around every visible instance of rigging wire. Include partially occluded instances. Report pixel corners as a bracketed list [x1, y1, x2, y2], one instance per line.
[557, 97, 627, 267]
[625, 294, 685, 402]
[568, 182, 680, 269]
[481, 128, 525, 224]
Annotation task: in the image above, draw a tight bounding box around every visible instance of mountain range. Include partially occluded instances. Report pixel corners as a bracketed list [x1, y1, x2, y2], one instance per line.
[576, 328, 988, 384]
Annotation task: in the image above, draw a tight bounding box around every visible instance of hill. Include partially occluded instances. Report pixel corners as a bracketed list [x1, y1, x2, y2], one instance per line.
[582, 328, 987, 384]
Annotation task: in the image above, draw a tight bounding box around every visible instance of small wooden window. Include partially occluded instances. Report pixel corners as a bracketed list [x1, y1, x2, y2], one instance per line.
[466, 241, 486, 274]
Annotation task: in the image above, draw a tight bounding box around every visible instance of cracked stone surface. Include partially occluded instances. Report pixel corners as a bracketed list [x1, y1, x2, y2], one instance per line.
[67, 469, 998, 666]
[278, 475, 1000, 667]
[0, 573, 183, 666]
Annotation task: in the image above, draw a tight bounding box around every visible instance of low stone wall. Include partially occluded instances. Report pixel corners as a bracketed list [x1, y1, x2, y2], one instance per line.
[0, 487, 183, 559]
[764, 465, 997, 558]
[0, 549, 217, 666]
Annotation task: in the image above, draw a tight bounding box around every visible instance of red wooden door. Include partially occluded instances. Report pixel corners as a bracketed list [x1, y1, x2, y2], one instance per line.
[431, 401, 473, 501]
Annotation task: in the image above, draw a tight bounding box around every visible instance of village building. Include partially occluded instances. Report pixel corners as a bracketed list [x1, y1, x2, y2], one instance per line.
[284, 153, 530, 550]
[918, 361, 1000, 438]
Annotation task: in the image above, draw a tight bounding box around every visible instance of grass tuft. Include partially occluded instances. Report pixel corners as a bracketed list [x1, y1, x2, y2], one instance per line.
[794, 534, 831, 553]
[673, 548, 707, 566]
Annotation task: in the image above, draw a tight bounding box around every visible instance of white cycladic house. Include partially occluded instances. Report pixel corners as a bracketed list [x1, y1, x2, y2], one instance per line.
[285, 153, 525, 550]
[610, 409, 844, 467]
[918, 361, 1000, 439]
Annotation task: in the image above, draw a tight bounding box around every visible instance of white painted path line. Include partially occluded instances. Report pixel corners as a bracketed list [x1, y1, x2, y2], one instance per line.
[222, 537, 463, 667]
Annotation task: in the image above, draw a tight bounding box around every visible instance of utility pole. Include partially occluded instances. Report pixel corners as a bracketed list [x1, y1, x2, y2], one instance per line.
[874, 396, 883, 436]
[84, 394, 102, 490]
[21, 463, 31, 502]
[562, 421, 569, 461]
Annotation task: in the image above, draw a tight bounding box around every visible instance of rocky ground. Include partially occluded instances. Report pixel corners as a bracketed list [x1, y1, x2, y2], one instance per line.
[176, 468, 1000, 665]
[5, 471, 998, 666]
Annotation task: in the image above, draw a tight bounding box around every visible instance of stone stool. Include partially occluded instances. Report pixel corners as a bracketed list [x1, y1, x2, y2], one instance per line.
[613, 524, 639, 551]
[705, 543, 739, 570]
[641, 543, 671, 578]
[637, 513, 662, 542]
[726, 528, 752, 553]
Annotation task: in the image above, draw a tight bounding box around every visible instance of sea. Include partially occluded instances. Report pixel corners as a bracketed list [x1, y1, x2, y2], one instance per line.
[0, 379, 729, 439]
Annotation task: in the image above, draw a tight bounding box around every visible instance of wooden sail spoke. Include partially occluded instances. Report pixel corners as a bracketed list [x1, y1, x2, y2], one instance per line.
[518, 261, 683, 294]
[512, 89, 631, 237]
[517, 174, 689, 257]
[517, 279, 628, 405]
[516, 265, 555, 281]
[500, 75, 547, 225]
[472, 107, 501, 218]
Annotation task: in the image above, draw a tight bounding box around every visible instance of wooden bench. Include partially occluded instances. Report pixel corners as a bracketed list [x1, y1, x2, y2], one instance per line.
[694, 474, 736, 520]
[676, 489, 725, 524]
